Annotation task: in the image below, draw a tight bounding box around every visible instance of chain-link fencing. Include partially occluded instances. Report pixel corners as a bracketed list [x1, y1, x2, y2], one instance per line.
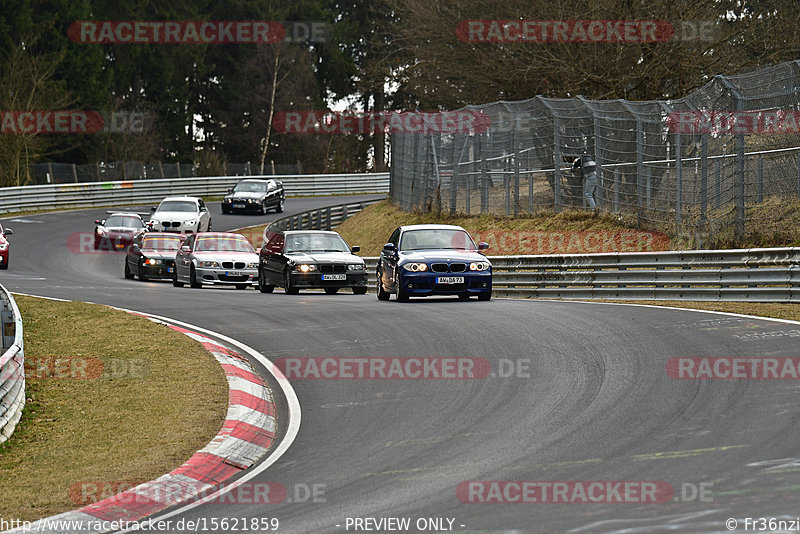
[390, 60, 800, 244]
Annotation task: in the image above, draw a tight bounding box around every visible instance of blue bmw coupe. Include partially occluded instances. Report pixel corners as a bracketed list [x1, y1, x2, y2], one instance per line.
[376, 224, 492, 302]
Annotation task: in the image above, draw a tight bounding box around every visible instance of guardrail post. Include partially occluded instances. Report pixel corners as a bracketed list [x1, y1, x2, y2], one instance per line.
[1, 309, 14, 349]
[325, 207, 332, 230]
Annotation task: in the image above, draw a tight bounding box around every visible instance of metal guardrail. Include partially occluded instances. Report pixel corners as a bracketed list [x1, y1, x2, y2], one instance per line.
[264, 199, 383, 236]
[0, 285, 24, 444]
[0, 173, 390, 214]
[360, 248, 800, 302]
[261, 199, 800, 302]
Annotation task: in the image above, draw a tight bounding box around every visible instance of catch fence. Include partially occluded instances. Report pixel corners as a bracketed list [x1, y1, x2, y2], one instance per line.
[390, 60, 800, 245]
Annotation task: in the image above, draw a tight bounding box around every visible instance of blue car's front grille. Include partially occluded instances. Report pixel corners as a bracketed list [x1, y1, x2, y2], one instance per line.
[431, 262, 467, 273]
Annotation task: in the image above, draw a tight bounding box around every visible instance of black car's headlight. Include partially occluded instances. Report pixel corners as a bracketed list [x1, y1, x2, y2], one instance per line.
[402, 262, 427, 272]
[469, 261, 490, 271]
[294, 264, 317, 272]
[144, 258, 158, 266]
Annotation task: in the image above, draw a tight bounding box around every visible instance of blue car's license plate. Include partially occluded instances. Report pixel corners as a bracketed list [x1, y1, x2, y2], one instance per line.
[437, 276, 464, 284]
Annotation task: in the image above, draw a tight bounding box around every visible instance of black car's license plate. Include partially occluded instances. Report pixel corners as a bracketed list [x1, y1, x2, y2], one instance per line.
[233, 203, 245, 209]
[322, 274, 347, 281]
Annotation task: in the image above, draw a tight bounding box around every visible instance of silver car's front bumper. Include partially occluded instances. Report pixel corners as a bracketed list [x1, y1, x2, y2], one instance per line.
[195, 267, 258, 285]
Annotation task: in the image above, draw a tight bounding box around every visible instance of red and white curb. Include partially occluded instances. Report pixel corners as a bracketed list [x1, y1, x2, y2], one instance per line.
[6, 300, 300, 534]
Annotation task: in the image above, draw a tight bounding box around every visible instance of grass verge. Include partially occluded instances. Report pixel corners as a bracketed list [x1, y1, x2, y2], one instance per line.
[0, 296, 228, 523]
[333, 200, 670, 256]
[587, 300, 800, 323]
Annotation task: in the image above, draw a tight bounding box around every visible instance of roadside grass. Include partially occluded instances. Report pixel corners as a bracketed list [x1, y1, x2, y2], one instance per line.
[0, 296, 228, 523]
[589, 300, 800, 323]
[332, 200, 666, 256]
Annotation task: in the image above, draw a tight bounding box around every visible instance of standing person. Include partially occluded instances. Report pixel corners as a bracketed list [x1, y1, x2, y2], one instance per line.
[572, 151, 598, 214]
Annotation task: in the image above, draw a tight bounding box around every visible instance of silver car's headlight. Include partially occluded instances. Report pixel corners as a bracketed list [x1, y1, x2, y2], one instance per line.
[469, 261, 490, 271]
[403, 262, 427, 272]
[184, 220, 197, 226]
[247, 262, 258, 268]
[200, 260, 219, 268]
[347, 263, 365, 271]
[294, 264, 317, 272]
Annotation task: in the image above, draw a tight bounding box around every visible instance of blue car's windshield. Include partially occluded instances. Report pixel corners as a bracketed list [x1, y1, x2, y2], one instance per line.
[400, 229, 477, 251]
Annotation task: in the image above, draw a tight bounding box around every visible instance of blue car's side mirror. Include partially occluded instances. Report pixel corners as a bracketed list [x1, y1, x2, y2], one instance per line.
[478, 242, 489, 251]
[383, 243, 396, 253]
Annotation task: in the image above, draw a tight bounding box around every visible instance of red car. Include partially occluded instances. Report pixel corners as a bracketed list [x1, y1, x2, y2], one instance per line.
[0, 222, 12, 269]
[94, 212, 146, 251]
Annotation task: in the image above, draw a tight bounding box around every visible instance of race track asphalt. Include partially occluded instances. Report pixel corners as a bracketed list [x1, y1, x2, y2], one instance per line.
[2, 195, 799, 534]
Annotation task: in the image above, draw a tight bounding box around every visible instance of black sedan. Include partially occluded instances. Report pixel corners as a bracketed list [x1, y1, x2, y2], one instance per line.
[376, 224, 492, 302]
[221, 179, 285, 214]
[124, 232, 186, 281]
[258, 230, 368, 294]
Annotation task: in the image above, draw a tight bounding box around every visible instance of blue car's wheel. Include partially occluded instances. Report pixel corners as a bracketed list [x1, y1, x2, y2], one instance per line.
[395, 271, 409, 302]
[377, 268, 390, 300]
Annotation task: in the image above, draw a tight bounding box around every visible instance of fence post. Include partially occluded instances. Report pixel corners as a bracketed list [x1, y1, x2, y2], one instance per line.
[613, 167, 620, 212]
[701, 132, 708, 224]
[553, 117, 562, 213]
[513, 117, 520, 215]
[646, 166, 651, 208]
[676, 132, 682, 231]
[449, 135, 458, 214]
[757, 157, 763, 203]
[480, 134, 489, 214]
[715, 159, 721, 208]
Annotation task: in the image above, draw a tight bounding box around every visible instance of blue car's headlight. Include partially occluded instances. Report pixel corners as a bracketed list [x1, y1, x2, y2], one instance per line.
[403, 262, 427, 272]
[469, 261, 490, 271]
